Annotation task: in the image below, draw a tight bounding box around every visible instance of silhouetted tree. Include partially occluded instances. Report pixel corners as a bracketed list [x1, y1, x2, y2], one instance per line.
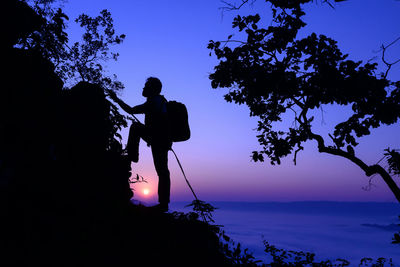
[16, 0, 127, 147]
[19, 1, 125, 88]
[209, 0, 400, 201]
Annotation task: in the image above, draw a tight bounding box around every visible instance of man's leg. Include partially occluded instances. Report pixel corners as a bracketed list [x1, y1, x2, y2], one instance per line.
[151, 145, 170, 208]
[126, 122, 149, 163]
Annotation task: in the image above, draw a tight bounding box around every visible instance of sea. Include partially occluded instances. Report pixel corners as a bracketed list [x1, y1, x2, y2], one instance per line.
[169, 201, 400, 266]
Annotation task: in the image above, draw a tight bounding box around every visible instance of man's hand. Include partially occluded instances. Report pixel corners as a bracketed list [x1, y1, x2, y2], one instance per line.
[106, 90, 134, 114]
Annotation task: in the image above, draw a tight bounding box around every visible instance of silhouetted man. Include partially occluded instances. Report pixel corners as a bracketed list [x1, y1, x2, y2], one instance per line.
[109, 77, 171, 212]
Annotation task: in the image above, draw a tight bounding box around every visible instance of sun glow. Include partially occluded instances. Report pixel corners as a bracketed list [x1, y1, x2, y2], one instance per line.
[143, 188, 150, 195]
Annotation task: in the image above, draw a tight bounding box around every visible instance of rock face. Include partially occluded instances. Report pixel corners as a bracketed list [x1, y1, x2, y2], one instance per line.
[0, 1, 134, 265]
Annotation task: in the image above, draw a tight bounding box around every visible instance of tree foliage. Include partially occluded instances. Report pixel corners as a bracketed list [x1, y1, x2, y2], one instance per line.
[61, 10, 126, 90]
[16, 0, 128, 147]
[385, 149, 400, 177]
[20, 1, 126, 89]
[16, 1, 68, 64]
[209, 0, 400, 200]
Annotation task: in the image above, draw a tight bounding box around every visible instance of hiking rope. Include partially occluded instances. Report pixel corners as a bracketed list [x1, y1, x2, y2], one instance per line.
[171, 148, 212, 223]
[170, 148, 199, 201]
[130, 114, 140, 123]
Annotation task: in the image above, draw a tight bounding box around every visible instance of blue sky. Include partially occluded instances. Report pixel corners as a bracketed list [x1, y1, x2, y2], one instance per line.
[61, 0, 400, 203]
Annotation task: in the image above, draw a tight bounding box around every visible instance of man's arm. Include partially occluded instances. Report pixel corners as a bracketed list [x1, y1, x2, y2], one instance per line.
[130, 103, 147, 114]
[108, 90, 146, 114]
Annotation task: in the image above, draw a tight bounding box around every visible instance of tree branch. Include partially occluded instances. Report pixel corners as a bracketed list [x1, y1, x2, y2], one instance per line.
[293, 145, 304, 165]
[309, 131, 400, 202]
[381, 36, 400, 78]
[219, 0, 253, 12]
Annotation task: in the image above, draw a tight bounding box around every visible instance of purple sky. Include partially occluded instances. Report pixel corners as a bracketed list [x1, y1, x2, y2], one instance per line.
[61, 0, 400, 202]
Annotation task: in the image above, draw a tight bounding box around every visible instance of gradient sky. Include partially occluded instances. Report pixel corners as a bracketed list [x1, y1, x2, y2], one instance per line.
[61, 0, 400, 202]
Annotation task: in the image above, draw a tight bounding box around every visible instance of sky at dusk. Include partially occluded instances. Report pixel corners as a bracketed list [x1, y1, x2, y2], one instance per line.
[61, 0, 400, 202]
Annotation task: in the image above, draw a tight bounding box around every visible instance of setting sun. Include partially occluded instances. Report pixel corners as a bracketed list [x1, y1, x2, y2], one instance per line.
[143, 188, 150, 195]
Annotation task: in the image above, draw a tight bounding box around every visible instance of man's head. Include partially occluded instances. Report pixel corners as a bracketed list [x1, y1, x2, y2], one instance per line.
[142, 77, 162, 97]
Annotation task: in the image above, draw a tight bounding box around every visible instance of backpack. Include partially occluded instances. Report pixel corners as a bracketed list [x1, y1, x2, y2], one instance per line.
[166, 100, 190, 142]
